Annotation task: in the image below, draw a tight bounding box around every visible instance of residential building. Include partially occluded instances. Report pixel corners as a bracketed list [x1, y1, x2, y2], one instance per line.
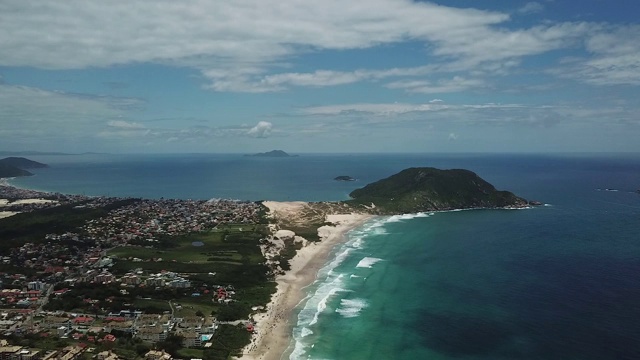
[27, 281, 45, 291]
[144, 350, 172, 360]
[135, 325, 166, 343]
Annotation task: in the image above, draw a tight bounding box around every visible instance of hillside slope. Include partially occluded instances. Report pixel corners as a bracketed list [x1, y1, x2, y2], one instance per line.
[348, 167, 527, 213]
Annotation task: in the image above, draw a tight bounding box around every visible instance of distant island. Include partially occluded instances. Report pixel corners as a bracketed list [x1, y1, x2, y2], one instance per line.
[0, 157, 48, 178]
[246, 150, 297, 157]
[346, 167, 528, 213]
[334, 175, 356, 181]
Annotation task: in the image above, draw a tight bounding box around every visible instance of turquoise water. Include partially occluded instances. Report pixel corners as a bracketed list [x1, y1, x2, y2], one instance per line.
[9, 153, 640, 359]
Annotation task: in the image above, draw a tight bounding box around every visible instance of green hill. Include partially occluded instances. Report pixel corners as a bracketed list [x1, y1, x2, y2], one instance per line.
[347, 167, 527, 213]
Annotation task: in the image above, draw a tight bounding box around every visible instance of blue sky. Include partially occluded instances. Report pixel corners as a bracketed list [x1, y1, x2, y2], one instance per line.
[0, 0, 639, 153]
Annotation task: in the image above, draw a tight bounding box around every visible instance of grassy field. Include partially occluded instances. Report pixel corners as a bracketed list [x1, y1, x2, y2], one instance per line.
[109, 224, 267, 266]
[133, 298, 172, 313]
[177, 348, 205, 358]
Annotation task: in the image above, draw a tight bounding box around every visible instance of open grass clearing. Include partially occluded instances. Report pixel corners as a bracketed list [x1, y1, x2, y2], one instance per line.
[109, 224, 266, 265]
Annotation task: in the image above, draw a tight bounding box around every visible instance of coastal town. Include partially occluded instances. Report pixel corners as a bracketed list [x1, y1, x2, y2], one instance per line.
[0, 182, 271, 359]
[0, 157, 535, 360]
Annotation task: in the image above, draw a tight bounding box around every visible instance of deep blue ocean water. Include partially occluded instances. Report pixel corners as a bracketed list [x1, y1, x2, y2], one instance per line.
[9, 153, 640, 359]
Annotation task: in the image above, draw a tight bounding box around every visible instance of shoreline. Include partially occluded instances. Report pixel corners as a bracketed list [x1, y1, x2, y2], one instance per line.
[237, 201, 373, 360]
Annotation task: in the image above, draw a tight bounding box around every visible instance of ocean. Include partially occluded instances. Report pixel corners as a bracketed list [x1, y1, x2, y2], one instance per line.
[9, 153, 640, 359]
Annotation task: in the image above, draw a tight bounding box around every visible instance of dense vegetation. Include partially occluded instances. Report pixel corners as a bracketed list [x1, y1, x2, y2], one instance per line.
[347, 167, 527, 213]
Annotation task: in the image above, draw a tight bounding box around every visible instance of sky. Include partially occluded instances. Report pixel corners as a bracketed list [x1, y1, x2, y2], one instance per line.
[0, 0, 639, 154]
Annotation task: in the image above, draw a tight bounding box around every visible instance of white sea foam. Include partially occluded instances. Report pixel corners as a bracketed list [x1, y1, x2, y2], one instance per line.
[301, 327, 314, 338]
[335, 298, 368, 318]
[386, 212, 431, 222]
[296, 273, 347, 328]
[371, 227, 388, 235]
[292, 272, 348, 360]
[309, 286, 343, 326]
[291, 218, 385, 359]
[289, 340, 307, 360]
[356, 257, 384, 268]
[350, 236, 364, 249]
[325, 247, 353, 276]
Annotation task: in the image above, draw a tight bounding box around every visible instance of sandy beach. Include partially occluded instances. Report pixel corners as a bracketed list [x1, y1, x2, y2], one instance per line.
[236, 201, 372, 360]
[0, 198, 58, 219]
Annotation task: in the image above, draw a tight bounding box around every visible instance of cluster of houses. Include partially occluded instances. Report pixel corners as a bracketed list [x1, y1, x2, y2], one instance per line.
[0, 185, 262, 356]
[0, 338, 174, 360]
[0, 280, 48, 308]
[83, 198, 261, 241]
[79, 270, 192, 290]
[39, 311, 218, 349]
[8, 237, 107, 274]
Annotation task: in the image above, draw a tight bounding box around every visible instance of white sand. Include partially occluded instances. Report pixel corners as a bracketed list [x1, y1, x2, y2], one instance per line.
[0, 211, 18, 219]
[0, 198, 57, 207]
[11, 199, 57, 205]
[0, 199, 56, 217]
[237, 202, 372, 360]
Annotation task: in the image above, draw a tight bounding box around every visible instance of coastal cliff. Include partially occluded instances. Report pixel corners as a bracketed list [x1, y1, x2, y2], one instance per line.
[347, 167, 527, 213]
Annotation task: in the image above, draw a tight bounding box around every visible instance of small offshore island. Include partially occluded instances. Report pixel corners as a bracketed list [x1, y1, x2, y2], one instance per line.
[244, 150, 297, 158]
[0, 160, 531, 360]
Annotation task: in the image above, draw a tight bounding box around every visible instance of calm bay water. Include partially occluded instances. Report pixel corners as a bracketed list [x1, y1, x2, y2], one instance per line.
[10, 153, 640, 359]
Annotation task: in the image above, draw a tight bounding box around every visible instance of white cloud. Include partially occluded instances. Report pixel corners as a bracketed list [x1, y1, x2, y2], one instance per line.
[262, 70, 363, 88]
[518, 2, 544, 14]
[204, 66, 439, 92]
[107, 120, 146, 129]
[431, 22, 592, 70]
[301, 102, 523, 116]
[247, 121, 273, 138]
[554, 25, 640, 85]
[0, 84, 130, 137]
[448, 133, 459, 140]
[0, 1, 505, 70]
[385, 76, 485, 93]
[0, 0, 604, 93]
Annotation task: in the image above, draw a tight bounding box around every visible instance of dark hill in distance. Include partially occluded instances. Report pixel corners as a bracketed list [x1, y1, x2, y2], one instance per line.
[246, 150, 298, 157]
[0, 157, 49, 169]
[0, 164, 32, 178]
[347, 167, 528, 213]
[0, 157, 48, 179]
